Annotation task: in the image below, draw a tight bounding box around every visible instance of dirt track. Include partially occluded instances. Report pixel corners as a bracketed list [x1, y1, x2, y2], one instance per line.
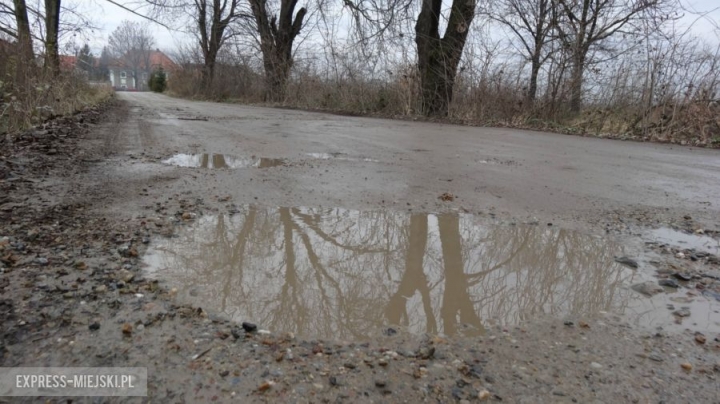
[1, 93, 719, 402]
[99, 93, 720, 229]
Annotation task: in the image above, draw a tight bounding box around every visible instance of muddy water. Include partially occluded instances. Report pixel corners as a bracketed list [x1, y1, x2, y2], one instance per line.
[162, 154, 286, 169]
[648, 227, 720, 255]
[142, 207, 719, 339]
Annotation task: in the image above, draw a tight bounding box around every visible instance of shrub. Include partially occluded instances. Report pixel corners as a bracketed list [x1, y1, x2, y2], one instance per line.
[148, 68, 167, 93]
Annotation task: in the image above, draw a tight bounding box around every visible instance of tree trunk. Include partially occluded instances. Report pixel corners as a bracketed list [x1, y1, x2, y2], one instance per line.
[44, 0, 62, 76]
[569, 52, 585, 113]
[415, 0, 476, 117]
[196, 0, 238, 91]
[527, 55, 541, 103]
[202, 57, 216, 88]
[250, 0, 306, 102]
[13, 0, 33, 86]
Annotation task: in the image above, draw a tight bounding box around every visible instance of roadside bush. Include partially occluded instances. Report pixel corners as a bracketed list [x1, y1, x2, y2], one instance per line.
[148, 68, 167, 93]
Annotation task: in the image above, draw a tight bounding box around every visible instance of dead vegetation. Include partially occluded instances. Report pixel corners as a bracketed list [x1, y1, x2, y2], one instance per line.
[0, 1, 112, 136]
[154, 0, 720, 148]
[0, 64, 112, 136]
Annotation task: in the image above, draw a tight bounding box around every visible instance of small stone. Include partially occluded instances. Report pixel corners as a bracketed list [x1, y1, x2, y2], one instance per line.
[695, 333, 706, 344]
[313, 383, 323, 390]
[659, 279, 679, 288]
[181, 212, 193, 220]
[117, 269, 135, 283]
[615, 256, 639, 268]
[242, 322, 257, 332]
[378, 358, 388, 367]
[478, 390, 491, 400]
[374, 379, 387, 388]
[329, 376, 338, 386]
[632, 282, 664, 297]
[673, 309, 691, 317]
[417, 346, 435, 359]
[89, 322, 100, 331]
[681, 362, 693, 371]
[676, 252, 686, 259]
[121, 323, 132, 335]
[343, 362, 356, 369]
[673, 273, 693, 281]
[649, 353, 664, 362]
[413, 367, 427, 379]
[95, 285, 107, 293]
[695, 229, 704, 234]
[590, 362, 602, 369]
[219, 370, 229, 377]
[383, 327, 398, 336]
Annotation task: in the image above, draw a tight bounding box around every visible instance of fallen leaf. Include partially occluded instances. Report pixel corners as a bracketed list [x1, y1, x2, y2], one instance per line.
[257, 381, 274, 392]
[439, 192, 455, 202]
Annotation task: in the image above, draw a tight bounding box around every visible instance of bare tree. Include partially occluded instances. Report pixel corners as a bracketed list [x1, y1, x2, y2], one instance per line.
[414, 0, 478, 116]
[194, 0, 245, 86]
[249, 0, 307, 101]
[108, 20, 155, 89]
[552, 0, 666, 112]
[144, 0, 247, 87]
[483, 0, 554, 103]
[44, 0, 61, 75]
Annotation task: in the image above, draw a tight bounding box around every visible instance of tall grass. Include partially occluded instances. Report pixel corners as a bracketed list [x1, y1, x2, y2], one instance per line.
[0, 47, 112, 136]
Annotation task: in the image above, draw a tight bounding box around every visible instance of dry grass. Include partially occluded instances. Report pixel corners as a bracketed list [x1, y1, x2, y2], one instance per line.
[166, 63, 720, 147]
[1, 51, 113, 136]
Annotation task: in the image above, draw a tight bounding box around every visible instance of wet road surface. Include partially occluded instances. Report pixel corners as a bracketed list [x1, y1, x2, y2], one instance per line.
[113, 92, 720, 230]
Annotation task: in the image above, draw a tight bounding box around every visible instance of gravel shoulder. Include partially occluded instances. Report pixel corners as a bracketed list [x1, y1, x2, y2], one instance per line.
[1, 94, 719, 403]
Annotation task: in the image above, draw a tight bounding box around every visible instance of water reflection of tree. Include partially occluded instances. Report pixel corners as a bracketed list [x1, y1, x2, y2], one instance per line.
[149, 208, 636, 339]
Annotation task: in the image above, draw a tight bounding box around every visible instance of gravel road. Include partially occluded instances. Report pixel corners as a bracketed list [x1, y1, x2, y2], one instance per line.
[1, 93, 719, 403]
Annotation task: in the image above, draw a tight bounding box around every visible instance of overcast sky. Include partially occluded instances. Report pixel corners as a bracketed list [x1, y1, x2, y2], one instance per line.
[75, 0, 719, 55]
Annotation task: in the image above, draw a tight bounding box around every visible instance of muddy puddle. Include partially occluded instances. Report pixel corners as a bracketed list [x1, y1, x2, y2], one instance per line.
[162, 154, 286, 169]
[647, 227, 720, 255]
[142, 208, 720, 339]
[306, 152, 379, 162]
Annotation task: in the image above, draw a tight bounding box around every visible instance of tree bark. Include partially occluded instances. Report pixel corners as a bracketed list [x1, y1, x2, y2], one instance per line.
[415, 0, 476, 117]
[44, 0, 61, 76]
[250, 0, 306, 102]
[528, 54, 541, 103]
[12, 0, 33, 86]
[569, 52, 585, 113]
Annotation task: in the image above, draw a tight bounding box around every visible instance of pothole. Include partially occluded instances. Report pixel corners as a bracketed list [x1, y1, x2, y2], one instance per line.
[142, 207, 720, 339]
[647, 227, 720, 255]
[162, 154, 287, 169]
[306, 152, 379, 163]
